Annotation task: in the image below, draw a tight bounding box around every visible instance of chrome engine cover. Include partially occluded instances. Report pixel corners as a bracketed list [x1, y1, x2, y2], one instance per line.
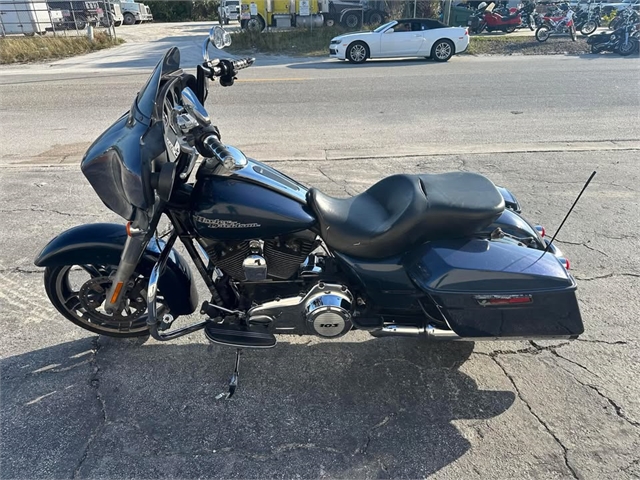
[247, 282, 353, 337]
[304, 283, 353, 338]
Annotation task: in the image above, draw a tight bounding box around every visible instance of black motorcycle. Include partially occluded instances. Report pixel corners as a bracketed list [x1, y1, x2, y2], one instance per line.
[35, 27, 586, 396]
[517, 1, 538, 31]
[574, 3, 601, 35]
[587, 13, 639, 55]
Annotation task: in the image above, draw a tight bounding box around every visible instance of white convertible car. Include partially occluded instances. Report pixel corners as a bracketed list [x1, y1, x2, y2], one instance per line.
[329, 19, 470, 63]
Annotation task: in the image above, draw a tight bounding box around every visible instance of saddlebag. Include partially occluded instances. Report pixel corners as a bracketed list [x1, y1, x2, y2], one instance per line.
[405, 238, 584, 339]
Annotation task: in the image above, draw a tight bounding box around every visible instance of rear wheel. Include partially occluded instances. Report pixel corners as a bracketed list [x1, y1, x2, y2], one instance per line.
[75, 15, 87, 29]
[44, 263, 171, 338]
[343, 12, 361, 29]
[431, 39, 454, 62]
[366, 10, 384, 26]
[535, 25, 550, 42]
[347, 41, 368, 63]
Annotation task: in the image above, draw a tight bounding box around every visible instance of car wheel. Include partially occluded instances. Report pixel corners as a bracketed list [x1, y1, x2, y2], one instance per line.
[347, 41, 368, 63]
[123, 12, 136, 25]
[325, 18, 335, 27]
[343, 12, 361, 29]
[431, 39, 454, 62]
[75, 15, 87, 29]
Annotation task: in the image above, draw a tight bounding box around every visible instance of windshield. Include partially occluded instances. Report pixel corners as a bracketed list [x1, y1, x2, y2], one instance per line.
[374, 21, 397, 32]
[134, 47, 181, 123]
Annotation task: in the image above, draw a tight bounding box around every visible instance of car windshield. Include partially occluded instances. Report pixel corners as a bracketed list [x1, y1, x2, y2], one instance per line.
[374, 21, 397, 32]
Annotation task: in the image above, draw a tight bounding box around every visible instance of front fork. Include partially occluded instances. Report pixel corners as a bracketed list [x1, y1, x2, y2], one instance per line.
[104, 229, 150, 314]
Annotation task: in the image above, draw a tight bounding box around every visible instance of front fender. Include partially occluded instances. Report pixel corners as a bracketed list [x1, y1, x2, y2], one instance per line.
[34, 223, 198, 316]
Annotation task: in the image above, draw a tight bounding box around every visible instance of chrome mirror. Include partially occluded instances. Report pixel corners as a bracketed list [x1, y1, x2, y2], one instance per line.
[210, 26, 232, 49]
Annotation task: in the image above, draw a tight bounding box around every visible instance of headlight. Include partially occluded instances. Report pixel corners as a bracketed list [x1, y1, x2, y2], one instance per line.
[330, 38, 342, 44]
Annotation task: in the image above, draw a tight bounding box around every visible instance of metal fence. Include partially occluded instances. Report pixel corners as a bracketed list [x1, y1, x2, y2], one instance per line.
[0, 0, 119, 38]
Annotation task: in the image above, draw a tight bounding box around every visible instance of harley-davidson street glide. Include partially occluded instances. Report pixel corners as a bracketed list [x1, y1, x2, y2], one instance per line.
[35, 27, 586, 396]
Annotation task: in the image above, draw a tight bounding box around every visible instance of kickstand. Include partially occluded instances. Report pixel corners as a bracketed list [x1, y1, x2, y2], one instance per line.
[216, 348, 242, 400]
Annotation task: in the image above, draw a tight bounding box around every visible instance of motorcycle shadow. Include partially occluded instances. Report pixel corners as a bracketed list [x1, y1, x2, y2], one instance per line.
[2, 334, 515, 478]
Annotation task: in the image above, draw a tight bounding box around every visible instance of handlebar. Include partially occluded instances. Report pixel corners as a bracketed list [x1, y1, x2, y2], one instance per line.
[206, 57, 255, 79]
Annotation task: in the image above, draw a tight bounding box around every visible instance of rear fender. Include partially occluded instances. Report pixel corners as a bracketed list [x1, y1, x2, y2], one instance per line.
[34, 223, 198, 316]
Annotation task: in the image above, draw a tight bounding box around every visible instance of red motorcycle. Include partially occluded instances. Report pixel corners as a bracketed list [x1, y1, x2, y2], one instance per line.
[535, 6, 577, 42]
[470, 2, 522, 33]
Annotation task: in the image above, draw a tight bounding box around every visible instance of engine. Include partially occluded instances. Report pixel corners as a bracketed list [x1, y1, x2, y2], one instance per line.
[248, 283, 354, 338]
[201, 232, 316, 282]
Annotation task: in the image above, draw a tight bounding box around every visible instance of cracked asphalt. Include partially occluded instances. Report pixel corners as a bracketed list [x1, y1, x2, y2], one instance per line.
[1, 41, 639, 479]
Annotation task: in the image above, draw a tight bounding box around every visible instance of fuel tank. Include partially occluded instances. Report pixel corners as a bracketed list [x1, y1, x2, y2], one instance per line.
[191, 159, 316, 240]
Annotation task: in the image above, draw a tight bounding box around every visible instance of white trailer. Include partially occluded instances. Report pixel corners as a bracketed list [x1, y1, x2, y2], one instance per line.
[0, 0, 59, 35]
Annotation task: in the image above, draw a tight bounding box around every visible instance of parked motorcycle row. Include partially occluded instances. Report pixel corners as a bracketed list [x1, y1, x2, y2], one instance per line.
[468, 0, 639, 55]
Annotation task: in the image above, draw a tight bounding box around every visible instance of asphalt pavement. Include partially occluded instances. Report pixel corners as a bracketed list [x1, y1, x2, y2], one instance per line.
[0, 28, 639, 479]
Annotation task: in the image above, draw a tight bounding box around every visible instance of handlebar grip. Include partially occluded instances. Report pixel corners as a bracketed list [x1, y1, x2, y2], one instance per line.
[203, 135, 234, 164]
[232, 57, 255, 71]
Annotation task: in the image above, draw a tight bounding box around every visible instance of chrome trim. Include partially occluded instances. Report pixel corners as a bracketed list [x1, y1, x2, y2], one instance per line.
[216, 157, 309, 204]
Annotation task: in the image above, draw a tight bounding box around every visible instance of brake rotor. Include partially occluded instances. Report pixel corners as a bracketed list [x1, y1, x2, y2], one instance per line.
[79, 276, 147, 324]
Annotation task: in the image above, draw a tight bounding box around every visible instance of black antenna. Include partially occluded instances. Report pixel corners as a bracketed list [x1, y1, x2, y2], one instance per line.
[542, 170, 597, 255]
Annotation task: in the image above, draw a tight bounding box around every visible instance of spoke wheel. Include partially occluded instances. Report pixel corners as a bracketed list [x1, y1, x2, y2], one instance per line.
[347, 42, 368, 63]
[44, 264, 168, 337]
[432, 40, 454, 62]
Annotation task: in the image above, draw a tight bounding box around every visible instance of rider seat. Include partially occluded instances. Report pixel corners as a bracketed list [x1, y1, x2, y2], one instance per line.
[307, 172, 505, 259]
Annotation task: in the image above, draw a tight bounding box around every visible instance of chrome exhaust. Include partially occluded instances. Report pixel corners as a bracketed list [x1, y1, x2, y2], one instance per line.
[370, 324, 461, 340]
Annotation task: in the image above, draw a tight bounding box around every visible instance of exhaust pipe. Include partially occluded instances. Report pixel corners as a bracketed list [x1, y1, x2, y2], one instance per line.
[370, 324, 461, 340]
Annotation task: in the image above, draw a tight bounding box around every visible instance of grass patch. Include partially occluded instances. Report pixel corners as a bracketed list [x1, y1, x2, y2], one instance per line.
[0, 32, 124, 64]
[467, 35, 590, 55]
[228, 27, 349, 56]
[227, 28, 591, 57]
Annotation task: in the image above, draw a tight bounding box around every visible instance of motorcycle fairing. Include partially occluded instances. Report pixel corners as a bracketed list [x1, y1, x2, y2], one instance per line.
[34, 223, 198, 316]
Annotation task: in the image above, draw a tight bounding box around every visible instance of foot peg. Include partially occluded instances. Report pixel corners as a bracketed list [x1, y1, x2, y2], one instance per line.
[204, 322, 276, 348]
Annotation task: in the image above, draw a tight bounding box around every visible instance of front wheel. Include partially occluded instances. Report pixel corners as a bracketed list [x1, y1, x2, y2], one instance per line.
[535, 25, 550, 42]
[347, 41, 368, 63]
[123, 12, 136, 25]
[246, 15, 265, 31]
[617, 38, 638, 56]
[44, 264, 171, 338]
[580, 20, 597, 35]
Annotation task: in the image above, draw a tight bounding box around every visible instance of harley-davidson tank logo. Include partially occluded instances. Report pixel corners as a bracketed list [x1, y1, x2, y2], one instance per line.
[193, 216, 261, 228]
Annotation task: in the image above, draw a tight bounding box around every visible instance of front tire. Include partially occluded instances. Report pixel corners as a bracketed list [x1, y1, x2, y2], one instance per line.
[246, 15, 265, 31]
[617, 38, 638, 56]
[347, 41, 368, 63]
[431, 39, 454, 62]
[43, 264, 171, 338]
[123, 12, 136, 25]
[535, 25, 550, 42]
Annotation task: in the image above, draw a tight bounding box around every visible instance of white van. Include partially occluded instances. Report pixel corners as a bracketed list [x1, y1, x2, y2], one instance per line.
[0, 0, 62, 35]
